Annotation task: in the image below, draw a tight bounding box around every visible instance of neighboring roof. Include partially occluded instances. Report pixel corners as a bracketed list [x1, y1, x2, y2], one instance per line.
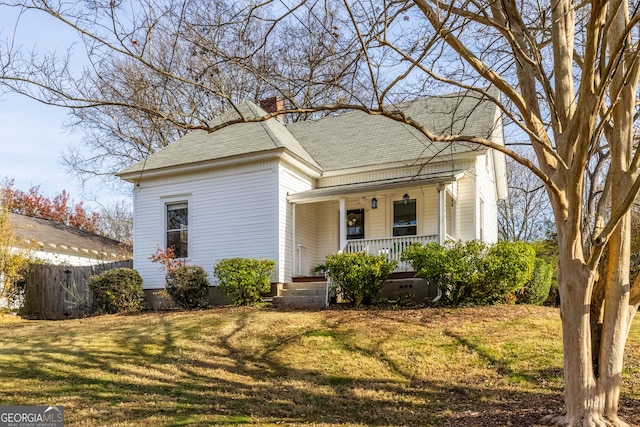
[119, 90, 500, 178]
[10, 213, 123, 258]
[119, 101, 321, 177]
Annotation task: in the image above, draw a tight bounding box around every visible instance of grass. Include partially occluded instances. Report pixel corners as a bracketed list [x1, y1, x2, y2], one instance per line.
[1, 305, 640, 426]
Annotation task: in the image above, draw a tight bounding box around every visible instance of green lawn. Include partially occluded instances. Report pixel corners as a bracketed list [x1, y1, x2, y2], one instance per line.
[1, 305, 640, 426]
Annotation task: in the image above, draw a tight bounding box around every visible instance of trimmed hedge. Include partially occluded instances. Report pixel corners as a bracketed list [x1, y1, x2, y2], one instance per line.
[401, 240, 537, 306]
[213, 258, 275, 306]
[325, 252, 397, 306]
[89, 268, 144, 313]
[165, 265, 210, 309]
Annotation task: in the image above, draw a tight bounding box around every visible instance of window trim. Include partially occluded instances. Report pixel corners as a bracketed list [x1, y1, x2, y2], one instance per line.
[392, 197, 417, 237]
[163, 196, 191, 259]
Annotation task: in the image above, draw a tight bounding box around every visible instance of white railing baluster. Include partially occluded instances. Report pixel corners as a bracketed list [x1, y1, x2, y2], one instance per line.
[343, 235, 438, 271]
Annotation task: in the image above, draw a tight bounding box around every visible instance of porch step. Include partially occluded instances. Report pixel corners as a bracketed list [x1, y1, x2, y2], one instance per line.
[279, 288, 325, 297]
[282, 281, 328, 290]
[272, 282, 329, 309]
[272, 295, 327, 309]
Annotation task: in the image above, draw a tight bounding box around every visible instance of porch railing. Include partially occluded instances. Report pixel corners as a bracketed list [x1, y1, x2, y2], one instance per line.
[343, 235, 438, 271]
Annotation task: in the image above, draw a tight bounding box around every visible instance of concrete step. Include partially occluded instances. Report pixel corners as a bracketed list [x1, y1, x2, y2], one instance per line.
[282, 281, 328, 290]
[272, 295, 327, 309]
[279, 288, 326, 297]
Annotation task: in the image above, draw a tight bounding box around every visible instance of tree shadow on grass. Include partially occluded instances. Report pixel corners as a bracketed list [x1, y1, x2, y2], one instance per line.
[0, 309, 636, 426]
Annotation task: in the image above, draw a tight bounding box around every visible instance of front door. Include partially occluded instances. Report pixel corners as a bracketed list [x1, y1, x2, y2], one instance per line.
[346, 209, 365, 240]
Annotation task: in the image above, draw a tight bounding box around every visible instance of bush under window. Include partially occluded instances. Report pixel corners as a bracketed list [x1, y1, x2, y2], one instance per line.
[165, 265, 210, 309]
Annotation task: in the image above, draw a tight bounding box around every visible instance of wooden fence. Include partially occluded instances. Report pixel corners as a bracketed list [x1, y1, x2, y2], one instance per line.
[21, 260, 133, 320]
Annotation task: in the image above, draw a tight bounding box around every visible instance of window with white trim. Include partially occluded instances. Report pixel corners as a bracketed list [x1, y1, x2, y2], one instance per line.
[166, 202, 188, 258]
[393, 199, 417, 236]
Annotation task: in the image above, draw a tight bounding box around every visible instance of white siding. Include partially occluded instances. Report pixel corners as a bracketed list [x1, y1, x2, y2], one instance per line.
[316, 201, 338, 262]
[368, 195, 386, 238]
[476, 155, 499, 243]
[456, 173, 477, 242]
[278, 162, 315, 281]
[293, 203, 317, 276]
[419, 187, 439, 236]
[133, 160, 280, 289]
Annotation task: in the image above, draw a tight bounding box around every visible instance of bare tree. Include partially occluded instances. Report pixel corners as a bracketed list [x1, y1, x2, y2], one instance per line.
[95, 199, 132, 244]
[2, 0, 640, 425]
[499, 156, 553, 241]
[2, 0, 367, 190]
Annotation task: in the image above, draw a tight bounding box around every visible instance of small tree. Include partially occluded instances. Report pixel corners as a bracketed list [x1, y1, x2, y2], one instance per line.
[213, 258, 275, 306]
[165, 265, 210, 309]
[324, 252, 397, 306]
[149, 246, 184, 272]
[0, 205, 31, 309]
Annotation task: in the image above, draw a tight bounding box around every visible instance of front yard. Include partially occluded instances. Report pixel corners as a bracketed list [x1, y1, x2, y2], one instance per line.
[1, 306, 640, 426]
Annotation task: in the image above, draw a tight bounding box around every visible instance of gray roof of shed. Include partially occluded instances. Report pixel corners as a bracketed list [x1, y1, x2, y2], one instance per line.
[119, 90, 499, 177]
[11, 213, 123, 257]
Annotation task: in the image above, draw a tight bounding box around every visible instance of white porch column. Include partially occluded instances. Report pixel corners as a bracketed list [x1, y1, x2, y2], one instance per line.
[437, 184, 446, 244]
[291, 202, 297, 277]
[339, 197, 347, 252]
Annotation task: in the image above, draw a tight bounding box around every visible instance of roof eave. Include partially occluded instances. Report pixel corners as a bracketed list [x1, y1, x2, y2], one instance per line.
[319, 149, 485, 178]
[289, 170, 466, 204]
[118, 147, 323, 183]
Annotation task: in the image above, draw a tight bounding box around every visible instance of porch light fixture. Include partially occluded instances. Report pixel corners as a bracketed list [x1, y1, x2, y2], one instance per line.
[403, 193, 410, 205]
[371, 197, 378, 209]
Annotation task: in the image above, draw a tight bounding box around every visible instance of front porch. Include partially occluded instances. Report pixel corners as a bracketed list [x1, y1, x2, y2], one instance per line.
[289, 177, 461, 279]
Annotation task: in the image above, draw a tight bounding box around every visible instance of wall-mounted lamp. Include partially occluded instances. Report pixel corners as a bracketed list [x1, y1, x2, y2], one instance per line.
[371, 197, 378, 209]
[403, 193, 410, 205]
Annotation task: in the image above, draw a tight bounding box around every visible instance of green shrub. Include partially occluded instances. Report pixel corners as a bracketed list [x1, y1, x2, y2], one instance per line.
[165, 265, 210, 309]
[517, 258, 553, 305]
[401, 240, 486, 306]
[89, 268, 144, 314]
[402, 240, 536, 306]
[480, 240, 536, 304]
[213, 258, 275, 306]
[325, 252, 397, 306]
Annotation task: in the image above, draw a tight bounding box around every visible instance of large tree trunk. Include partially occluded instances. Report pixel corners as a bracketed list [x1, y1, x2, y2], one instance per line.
[545, 193, 634, 426]
[597, 218, 633, 426]
[545, 251, 634, 427]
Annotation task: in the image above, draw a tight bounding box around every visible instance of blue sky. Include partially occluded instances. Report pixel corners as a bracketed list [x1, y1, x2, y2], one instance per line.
[0, 7, 125, 210]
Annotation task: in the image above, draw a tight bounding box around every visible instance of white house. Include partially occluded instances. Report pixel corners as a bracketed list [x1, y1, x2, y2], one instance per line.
[118, 90, 507, 305]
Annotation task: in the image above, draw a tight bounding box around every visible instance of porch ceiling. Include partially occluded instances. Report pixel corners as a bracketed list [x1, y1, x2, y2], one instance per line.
[288, 170, 465, 204]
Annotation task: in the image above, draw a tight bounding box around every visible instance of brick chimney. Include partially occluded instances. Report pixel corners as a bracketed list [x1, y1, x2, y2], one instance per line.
[259, 96, 284, 121]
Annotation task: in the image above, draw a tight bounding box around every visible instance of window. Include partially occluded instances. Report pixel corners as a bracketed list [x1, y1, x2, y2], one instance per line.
[393, 199, 417, 236]
[346, 209, 364, 240]
[166, 202, 188, 258]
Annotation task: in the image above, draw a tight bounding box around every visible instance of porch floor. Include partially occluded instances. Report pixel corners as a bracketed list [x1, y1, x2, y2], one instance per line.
[292, 271, 417, 282]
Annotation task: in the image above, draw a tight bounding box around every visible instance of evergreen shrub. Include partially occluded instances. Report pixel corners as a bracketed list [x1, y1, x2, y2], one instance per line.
[89, 268, 144, 313]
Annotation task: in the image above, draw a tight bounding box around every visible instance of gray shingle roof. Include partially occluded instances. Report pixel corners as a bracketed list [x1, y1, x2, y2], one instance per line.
[119, 101, 320, 176]
[11, 213, 123, 257]
[287, 91, 497, 171]
[119, 90, 499, 177]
